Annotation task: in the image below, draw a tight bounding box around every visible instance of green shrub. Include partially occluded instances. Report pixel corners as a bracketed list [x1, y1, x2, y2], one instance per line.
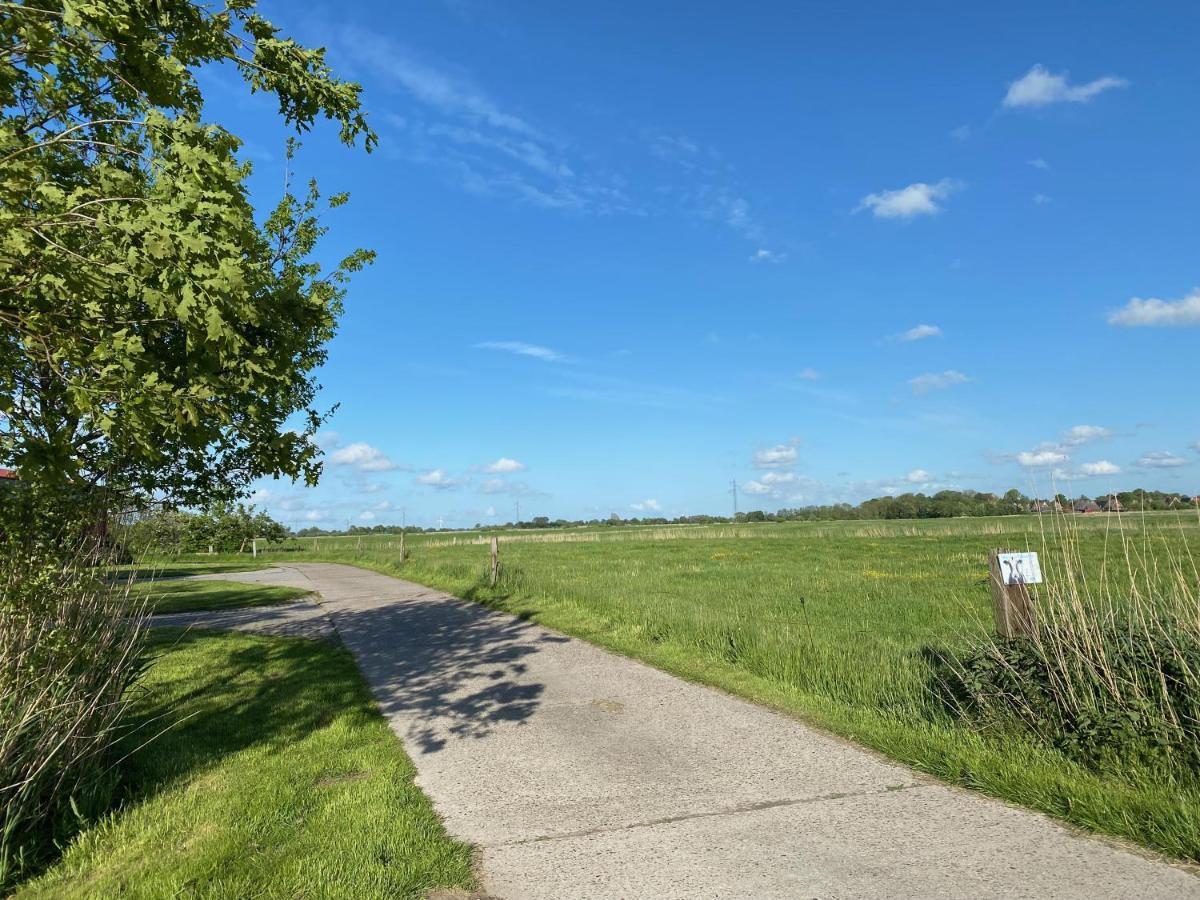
[955, 623, 1200, 775]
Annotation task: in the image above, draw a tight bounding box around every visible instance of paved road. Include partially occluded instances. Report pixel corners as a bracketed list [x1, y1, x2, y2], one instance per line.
[203, 563, 1199, 899]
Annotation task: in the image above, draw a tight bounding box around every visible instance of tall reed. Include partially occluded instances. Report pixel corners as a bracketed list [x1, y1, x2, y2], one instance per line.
[952, 507, 1200, 776]
[0, 548, 149, 889]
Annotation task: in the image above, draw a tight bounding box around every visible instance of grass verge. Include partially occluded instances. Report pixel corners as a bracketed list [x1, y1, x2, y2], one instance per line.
[134, 578, 310, 615]
[14, 628, 475, 899]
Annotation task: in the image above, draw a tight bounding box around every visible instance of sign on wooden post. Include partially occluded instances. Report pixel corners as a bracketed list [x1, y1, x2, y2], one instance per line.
[988, 550, 1040, 638]
[489, 536, 500, 587]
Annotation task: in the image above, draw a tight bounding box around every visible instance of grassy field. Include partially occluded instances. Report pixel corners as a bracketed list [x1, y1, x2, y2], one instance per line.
[132, 578, 311, 615]
[15, 626, 475, 898]
[240, 511, 1200, 860]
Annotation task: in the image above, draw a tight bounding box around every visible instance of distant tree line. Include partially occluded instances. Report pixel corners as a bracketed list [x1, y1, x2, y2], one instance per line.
[288, 488, 1197, 537]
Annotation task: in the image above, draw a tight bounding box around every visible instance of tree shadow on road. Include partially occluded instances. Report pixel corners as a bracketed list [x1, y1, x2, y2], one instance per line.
[326, 583, 568, 754]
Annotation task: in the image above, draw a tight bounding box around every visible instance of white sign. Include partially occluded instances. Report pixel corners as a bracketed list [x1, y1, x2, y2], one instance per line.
[997, 551, 1042, 585]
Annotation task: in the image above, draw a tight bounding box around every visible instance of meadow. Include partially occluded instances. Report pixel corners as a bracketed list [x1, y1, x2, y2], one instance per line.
[257, 511, 1200, 860]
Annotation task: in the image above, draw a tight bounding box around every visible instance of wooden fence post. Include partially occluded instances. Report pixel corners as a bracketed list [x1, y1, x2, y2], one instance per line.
[489, 536, 500, 587]
[399, 529, 406, 562]
[988, 549, 1036, 638]
[251, 538, 257, 558]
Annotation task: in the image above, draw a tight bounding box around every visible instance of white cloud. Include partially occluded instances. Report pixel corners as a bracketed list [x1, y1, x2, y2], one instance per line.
[303, 510, 326, 522]
[359, 511, 377, 521]
[1135, 451, 1188, 469]
[416, 468, 460, 488]
[855, 179, 961, 220]
[1028, 158, 1050, 170]
[630, 498, 662, 512]
[1003, 64, 1128, 108]
[329, 442, 399, 472]
[1078, 460, 1121, 476]
[749, 248, 786, 264]
[741, 470, 816, 501]
[797, 367, 820, 381]
[908, 370, 969, 394]
[1107, 289, 1200, 327]
[474, 340, 566, 361]
[905, 469, 932, 483]
[753, 444, 799, 469]
[484, 457, 526, 473]
[1018, 449, 1071, 467]
[950, 125, 971, 142]
[892, 324, 942, 342]
[1033, 193, 1052, 205]
[485, 505, 497, 517]
[1063, 425, 1112, 445]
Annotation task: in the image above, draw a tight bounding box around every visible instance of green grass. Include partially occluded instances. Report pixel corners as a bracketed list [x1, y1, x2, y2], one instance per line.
[271, 512, 1200, 861]
[132, 578, 311, 615]
[15, 628, 475, 899]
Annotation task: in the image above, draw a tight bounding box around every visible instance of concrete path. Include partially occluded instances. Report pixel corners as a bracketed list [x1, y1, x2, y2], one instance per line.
[207, 563, 1199, 899]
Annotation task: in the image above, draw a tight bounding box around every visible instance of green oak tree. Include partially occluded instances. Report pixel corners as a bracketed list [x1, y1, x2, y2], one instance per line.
[0, 0, 375, 530]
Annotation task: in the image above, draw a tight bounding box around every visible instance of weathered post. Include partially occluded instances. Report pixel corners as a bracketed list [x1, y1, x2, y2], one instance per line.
[399, 529, 406, 562]
[988, 550, 1038, 638]
[489, 536, 500, 587]
[251, 538, 257, 558]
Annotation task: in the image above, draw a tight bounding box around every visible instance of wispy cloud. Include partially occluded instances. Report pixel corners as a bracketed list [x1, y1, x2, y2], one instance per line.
[749, 248, 785, 264]
[1003, 64, 1128, 108]
[1135, 451, 1188, 469]
[1107, 289, 1200, 327]
[348, 30, 540, 137]
[908, 370, 969, 394]
[629, 498, 662, 512]
[696, 187, 761, 238]
[890, 324, 942, 342]
[474, 341, 566, 362]
[905, 468, 932, 483]
[1028, 157, 1050, 170]
[1062, 424, 1112, 445]
[856, 179, 962, 220]
[479, 478, 537, 495]
[797, 367, 820, 381]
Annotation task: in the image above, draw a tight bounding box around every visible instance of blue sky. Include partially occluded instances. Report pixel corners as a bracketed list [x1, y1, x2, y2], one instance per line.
[210, 1, 1199, 528]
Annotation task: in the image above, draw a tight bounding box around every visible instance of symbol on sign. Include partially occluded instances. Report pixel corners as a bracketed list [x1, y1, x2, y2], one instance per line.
[996, 551, 1042, 585]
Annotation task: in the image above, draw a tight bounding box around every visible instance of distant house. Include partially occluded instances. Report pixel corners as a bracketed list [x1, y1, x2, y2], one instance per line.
[1074, 499, 1102, 514]
[1102, 496, 1124, 513]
